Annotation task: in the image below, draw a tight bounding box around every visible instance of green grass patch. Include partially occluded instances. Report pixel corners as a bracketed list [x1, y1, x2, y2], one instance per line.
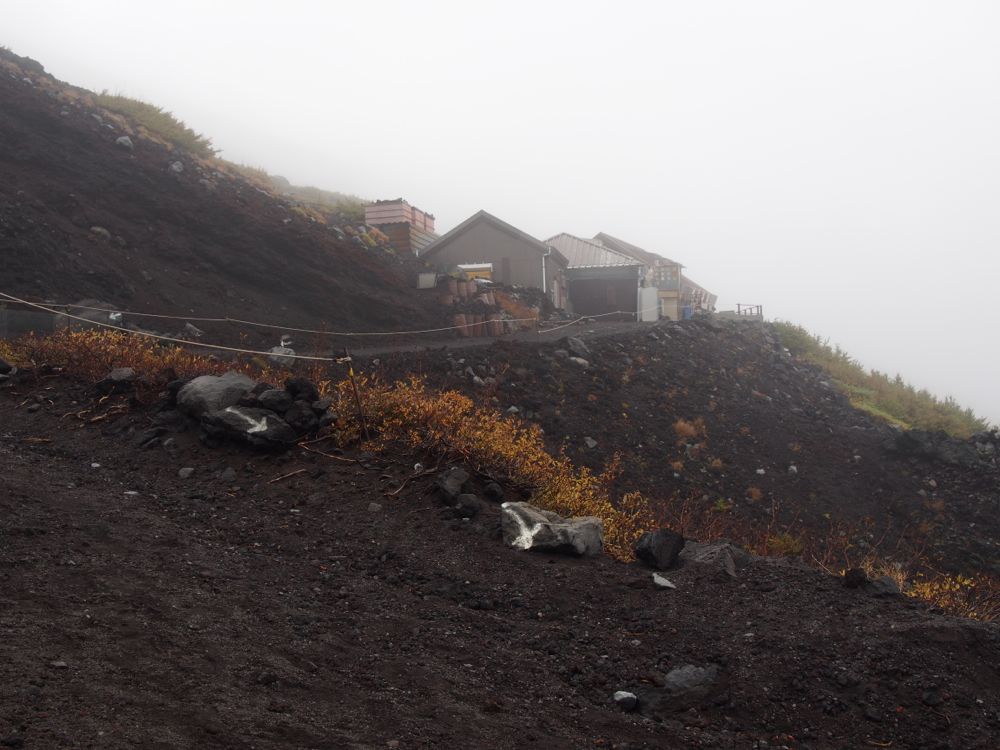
[773, 321, 989, 438]
[95, 91, 216, 158]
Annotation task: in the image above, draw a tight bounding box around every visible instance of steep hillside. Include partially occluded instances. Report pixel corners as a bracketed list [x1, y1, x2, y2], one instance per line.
[1, 363, 999, 749]
[0, 49, 440, 342]
[368, 318, 1000, 579]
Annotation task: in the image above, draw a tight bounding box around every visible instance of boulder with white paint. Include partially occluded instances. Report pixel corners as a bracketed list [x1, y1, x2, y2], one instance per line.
[500, 501, 602, 556]
[201, 406, 298, 448]
[678, 540, 752, 578]
[176, 372, 256, 418]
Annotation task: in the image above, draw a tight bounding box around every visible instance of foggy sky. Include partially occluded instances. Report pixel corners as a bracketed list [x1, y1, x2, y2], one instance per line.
[5, 1, 999, 423]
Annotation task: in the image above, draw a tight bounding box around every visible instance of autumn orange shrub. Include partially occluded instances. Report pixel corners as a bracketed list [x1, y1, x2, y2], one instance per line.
[327, 375, 655, 559]
[673, 417, 706, 442]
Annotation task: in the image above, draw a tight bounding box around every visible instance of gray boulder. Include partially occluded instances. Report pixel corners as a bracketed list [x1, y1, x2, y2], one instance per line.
[202, 406, 298, 448]
[634, 528, 685, 570]
[268, 346, 296, 368]
[115, 135, 134, 150]
[177, 372, 256, 418]
[500, 501, 603, 556]
[566, 336, 590, 359]
[257, 389, 293, 414]
[679, 540, 751, 578]
[637, 664, 727, 717]
[95, 366, 137, 394]
[613, 691, 638, 712]
[437, 468, 469, 500]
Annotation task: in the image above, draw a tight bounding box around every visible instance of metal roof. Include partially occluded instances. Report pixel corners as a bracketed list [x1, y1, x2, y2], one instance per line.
[593, 232, 682, 268]
[545, 233, 642, 269]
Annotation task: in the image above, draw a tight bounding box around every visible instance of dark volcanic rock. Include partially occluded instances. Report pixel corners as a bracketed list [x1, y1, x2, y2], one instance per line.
[257, 389, 293, 414]
[95, 367, 137, 394]
[0, 357, 12, 375]
[284, 401, 320, 434]
[437, 468, 470, 500]
[201, 406, 298, 448]
[634, 528, 685, 570]
[285, 378, 320, 404]
[637, 664, 727, 717]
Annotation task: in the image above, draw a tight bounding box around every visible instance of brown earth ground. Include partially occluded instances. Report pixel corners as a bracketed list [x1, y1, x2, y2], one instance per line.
[2, 370, 1000, 750]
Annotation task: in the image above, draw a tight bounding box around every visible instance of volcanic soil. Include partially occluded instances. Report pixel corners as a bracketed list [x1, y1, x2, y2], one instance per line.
[366, 317, 1000, 579]
[2, 367, 1000, 750]
[0, 49, 442, 343]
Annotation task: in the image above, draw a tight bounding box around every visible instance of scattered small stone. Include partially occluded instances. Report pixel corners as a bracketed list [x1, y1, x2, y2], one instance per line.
[26, 403, 40, 413]
[922, 689, 944, 707]
[115, 135, 134, 150]
[169, 160, 184, 173]
[48, 660, 68, 669]
[652, 573, 676, 589]
[584, 437, 598, 449]
[788, 464, 798, 475]
[368, 502, 383, 513]
[755, 468, 766, 475]
[178, 467, 195, 479]
[613, 690, 638, 712]
[567, 356, 590, 368]
[89, 225, 111, 240]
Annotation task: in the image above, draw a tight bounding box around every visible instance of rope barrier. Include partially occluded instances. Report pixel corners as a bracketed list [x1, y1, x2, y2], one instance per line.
[1, 291, 659, 339]
[0, 292, 346, 362]
[0, 291, 664, 362]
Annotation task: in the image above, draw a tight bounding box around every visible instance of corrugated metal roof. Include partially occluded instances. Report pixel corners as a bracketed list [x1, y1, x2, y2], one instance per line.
[593, 232, 682, 268]
[545, 233, 641, 269]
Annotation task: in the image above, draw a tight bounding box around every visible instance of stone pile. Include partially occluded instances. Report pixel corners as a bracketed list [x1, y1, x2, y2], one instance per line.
[172, 372, 334, 449]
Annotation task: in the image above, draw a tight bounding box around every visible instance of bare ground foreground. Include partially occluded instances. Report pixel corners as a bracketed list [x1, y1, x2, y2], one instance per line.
[1, 373, 999, 750]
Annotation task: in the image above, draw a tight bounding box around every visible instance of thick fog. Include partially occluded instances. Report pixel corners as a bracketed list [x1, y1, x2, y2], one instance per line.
[5, 1, 998, 422]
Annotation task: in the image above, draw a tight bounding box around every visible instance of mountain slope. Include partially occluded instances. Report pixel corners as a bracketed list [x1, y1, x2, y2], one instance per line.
[0, 49, 440, 341]
[368, 317, 1000, 578]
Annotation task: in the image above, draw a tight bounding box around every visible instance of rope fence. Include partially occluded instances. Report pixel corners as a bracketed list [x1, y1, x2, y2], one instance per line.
[0, 291, 662, 363]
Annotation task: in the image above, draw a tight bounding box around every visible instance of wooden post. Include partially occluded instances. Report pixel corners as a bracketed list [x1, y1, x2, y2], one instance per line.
[344, 348, 370, 442]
